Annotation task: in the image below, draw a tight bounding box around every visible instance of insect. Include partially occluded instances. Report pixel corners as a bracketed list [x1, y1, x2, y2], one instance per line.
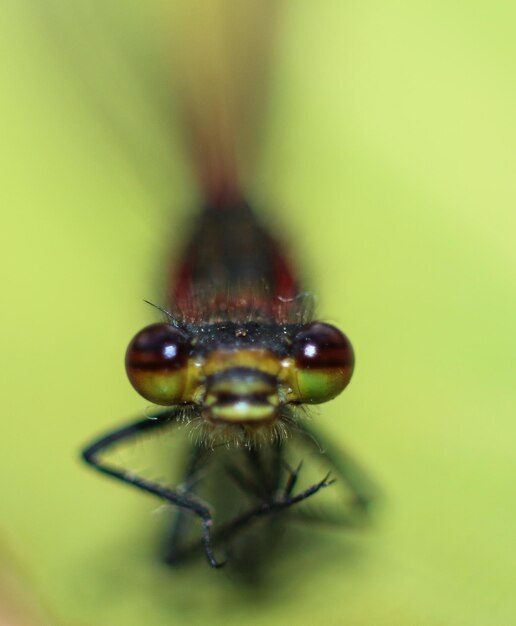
[81, 1, 376, 571]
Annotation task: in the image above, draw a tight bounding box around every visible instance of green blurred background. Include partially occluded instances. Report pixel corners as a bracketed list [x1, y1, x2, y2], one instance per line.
[1, 0, 515, 624]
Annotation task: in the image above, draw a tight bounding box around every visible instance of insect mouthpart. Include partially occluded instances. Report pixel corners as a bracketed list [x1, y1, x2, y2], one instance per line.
[202, 367, 280, 425]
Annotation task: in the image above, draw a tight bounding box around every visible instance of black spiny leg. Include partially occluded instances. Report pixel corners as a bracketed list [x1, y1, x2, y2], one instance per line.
[198, 470, 336, 547]
[155, 442, 341, 564]
[81, 410, 224, 568]
[283, 461, 303, 498]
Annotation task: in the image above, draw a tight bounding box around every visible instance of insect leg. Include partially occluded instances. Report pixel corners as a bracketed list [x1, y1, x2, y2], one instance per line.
[81, 411, 224, 568]
[283, 461, 303, 497]
[161, 469, 335, 565]
[202, 471, 335, 546]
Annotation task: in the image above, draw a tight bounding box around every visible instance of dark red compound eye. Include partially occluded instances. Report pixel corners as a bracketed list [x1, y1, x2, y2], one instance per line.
[290, 322, 354, 403]
[125, 323, 191, 405]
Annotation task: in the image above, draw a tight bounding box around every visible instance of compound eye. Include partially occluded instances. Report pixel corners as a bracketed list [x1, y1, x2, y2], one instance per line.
[125, 323, 190, 405]
[290, 322, 354, 403]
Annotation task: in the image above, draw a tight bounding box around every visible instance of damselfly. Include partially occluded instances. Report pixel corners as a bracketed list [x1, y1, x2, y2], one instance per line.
[81, 1, 376, 571]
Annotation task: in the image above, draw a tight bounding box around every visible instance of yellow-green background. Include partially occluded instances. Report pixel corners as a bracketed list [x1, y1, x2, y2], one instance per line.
[1, 1, 515, 624]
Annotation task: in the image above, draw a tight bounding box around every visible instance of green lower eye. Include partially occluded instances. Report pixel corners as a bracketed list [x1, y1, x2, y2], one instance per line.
[295, 368, 353, 403]
[128, 370, 188, 405]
